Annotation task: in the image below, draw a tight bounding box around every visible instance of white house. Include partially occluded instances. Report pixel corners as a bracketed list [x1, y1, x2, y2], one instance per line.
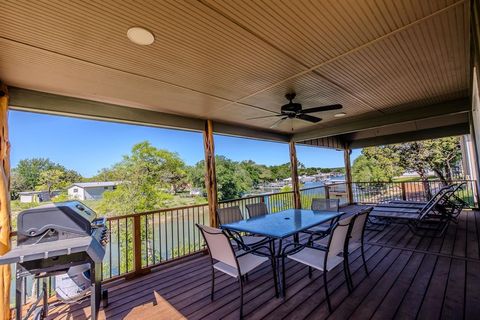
[67, 181, 122, 201]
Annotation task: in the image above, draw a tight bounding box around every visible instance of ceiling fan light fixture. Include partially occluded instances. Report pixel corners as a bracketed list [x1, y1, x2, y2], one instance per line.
[127, 27, 155, 45]
[334, 112, 347, 118]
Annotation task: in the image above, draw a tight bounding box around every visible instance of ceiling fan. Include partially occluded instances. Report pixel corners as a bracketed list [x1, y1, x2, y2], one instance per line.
[248, 93, 342, 128]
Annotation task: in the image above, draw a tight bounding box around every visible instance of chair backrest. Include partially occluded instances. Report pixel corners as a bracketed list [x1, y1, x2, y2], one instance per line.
[196, 224, 237, 268]
[217, 206, 244, 225]
[419, 186, 455, 220]
[325, 219, 352, 260]
[311, 198, 340, 212]
[349, 207, 373, 243]
[246, 202, 268, 218]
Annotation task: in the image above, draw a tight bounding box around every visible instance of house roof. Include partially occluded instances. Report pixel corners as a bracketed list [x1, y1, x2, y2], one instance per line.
[18, 191, 49, 195]
[69, 181, 122, 189]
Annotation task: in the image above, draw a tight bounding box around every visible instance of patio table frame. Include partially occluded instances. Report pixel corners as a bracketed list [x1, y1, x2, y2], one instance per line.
[221, 209, 343, 293]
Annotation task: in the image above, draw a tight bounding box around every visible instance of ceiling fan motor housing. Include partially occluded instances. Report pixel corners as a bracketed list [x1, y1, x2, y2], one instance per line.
[281, 102, 302, 115]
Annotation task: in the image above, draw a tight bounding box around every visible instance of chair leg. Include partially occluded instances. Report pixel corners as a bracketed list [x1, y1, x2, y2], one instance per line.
[282, 255, 287, 297]
[323, 271, 332, 313]
[211, 266, 215, 301]
[245, 273, 249, 283]
[270, 256, 279, 298]
[361, 245, 369, 276]
[343, 257, 352, 293]
[239, 277, 244, 319]
[308, 266, 313, 279]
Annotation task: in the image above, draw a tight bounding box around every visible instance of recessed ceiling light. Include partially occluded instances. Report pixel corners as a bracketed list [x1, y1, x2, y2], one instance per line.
[127, 27, 155, 45]
[334, 112, 347, 118]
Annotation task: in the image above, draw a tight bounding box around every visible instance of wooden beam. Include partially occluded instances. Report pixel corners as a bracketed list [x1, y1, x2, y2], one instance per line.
[348, 122, 469, 148]
[289, 141, 301, 209]
[9, 87, 290, 143]
[293, 98, 470, 142]
[343, 148, 354, 205]
[203, 120, 218, 227]
[0, 82, 11, 320]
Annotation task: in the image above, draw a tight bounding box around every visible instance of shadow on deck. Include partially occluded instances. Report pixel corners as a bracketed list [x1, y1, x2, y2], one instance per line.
[44, 205, 480, 319]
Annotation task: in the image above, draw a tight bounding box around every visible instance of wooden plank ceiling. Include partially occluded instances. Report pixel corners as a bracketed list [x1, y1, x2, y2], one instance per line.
[0, 0, 470, 136]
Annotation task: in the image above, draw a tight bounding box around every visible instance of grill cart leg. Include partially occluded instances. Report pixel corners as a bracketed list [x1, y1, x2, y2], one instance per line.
[90, 261, 102, 320]
[41, 278, 48, 318]
[15, 268, 24, 320]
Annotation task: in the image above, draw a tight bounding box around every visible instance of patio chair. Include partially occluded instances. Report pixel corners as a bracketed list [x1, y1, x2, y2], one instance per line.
[301, 198, 341, 242]
[315, 208, 373, 289]
[281, 220, 351, 312]
[246, 202, 268, 218]
[217, 206, 269, 249]
[197, 224, 278, 319]
[370, 187, 460, 237]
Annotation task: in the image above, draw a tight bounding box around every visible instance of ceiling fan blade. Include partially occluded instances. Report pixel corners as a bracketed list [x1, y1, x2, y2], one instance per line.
[270, 117, 288, 128]
[296, 114, 322, 123]
[300, 104, 343, 114]
[246, 114, 283, 120]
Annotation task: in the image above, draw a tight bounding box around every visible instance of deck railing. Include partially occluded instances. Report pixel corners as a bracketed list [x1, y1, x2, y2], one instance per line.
[8, 180, 477, 306]
[352, 180, 478, 207]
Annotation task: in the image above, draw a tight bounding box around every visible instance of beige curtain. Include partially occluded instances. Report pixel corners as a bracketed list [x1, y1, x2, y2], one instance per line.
[0, 83, 11, 320]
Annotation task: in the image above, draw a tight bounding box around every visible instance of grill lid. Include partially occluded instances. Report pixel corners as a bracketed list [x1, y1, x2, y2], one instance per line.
[17, 201, 97, 238]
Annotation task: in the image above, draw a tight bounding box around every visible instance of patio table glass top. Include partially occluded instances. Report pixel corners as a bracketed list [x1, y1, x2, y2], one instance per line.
[221, 209, 342, 239]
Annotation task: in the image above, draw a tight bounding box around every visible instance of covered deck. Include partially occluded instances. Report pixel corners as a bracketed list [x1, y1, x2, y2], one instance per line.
[2, 1, 480, 319]
[46, 205, 480, 320]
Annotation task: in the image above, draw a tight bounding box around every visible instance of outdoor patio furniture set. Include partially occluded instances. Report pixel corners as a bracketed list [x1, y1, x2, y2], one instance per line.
[195, 183, 467, 318]
[196, 199, 372, 318]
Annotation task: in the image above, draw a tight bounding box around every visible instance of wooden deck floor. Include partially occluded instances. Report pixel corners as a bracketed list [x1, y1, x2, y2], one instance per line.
[43, 205, 480, 319]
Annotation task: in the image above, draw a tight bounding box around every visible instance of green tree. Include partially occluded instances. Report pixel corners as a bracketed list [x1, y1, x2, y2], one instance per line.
[423, 137, 461, 183]
[97, 141, 186, 215]
[189, 156, 254, 201]
[13, 158, 59, 191]
[269, 163, 291, 180]
[38, 169, 65, 196]
[352, 147, 403, 182]
[352, 137, 462, 197]
[11, 158, 83, 197]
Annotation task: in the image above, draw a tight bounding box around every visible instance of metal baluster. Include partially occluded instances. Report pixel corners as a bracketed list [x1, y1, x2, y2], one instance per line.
[158, 212, 162, 263]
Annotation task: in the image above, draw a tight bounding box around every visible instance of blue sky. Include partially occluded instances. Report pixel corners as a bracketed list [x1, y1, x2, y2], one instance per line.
[9, 111, 360, 177]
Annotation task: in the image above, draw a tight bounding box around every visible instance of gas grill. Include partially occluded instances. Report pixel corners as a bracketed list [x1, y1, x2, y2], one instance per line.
[0, 201, 108, 320]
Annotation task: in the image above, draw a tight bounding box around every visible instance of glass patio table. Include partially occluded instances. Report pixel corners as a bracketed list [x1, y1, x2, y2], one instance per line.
[221, 209, 343, 256]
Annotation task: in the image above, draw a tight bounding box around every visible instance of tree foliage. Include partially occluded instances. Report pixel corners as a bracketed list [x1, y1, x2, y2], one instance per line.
[11, 158, 82, 197]
[352, 137, 462, 186]
[97, 141, 187, 215]
[189, 156, 253, 201]
[352, 147, 403, 182]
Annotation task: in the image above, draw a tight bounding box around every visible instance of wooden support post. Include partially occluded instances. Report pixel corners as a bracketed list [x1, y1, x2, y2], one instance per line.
[289, 140, 301, 209]
[0, 82, 11, 320]
[324, 185, 330, 200]
[344, 148, 354, 205]
[203, 120, 218, 227]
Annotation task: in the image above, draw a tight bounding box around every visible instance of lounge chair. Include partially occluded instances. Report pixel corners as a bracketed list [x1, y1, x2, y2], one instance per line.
[376, 183, 467, 222]
[370, 187, 462, 237]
